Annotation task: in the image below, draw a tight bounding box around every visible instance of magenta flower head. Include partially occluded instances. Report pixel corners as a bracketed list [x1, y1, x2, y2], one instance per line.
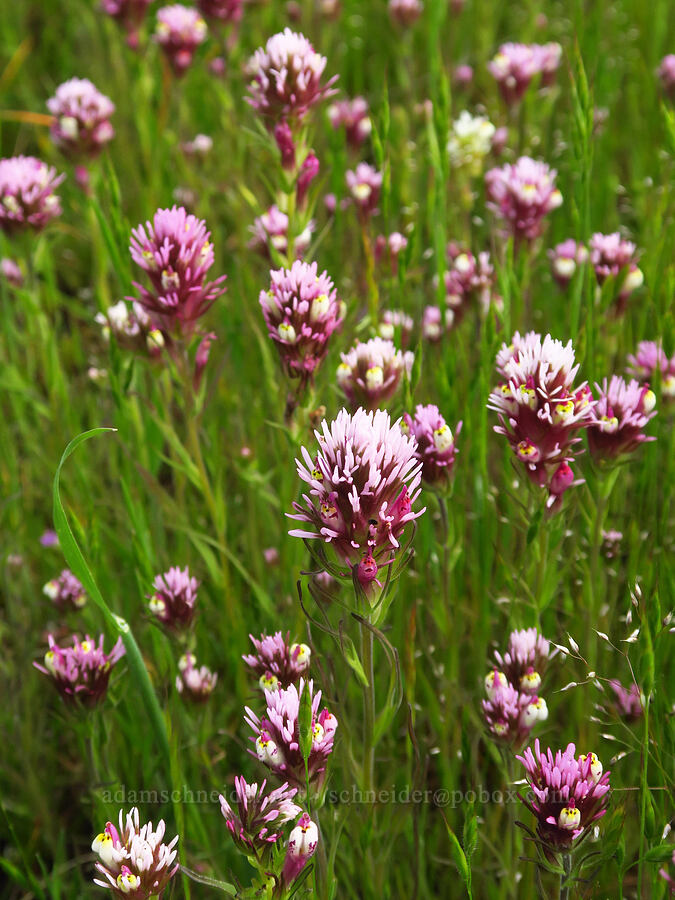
[92, 807, 179, 899]
[249, 205, 315, 260]
[260, 260, 342, 387]
[196, 0, 242, 24]
[388, 0, 423, 27]
[43, 569, 87, 611]
[96, 300, 164, 357]
[328, 97, 372, 149]
[517, 741, 611, 857]
[422, 305, 452, 342]
[486, 157, 562, 242]
[589, 232, 644, 310]
[482, 677, 548, 745]
[129, 206, 226, 335]
[549, 239, 588, 288]
[47, 79, 115, 159]
[34, 634, 125, 707]
[608, 680, 643, 722]
[175, 653, 217, 701]
[243, 632, 311, 690]
[101, 0, 152, 47]
[148, 565, 199, 630]
[444, 245, 498, 321]
[587, 376, 656, 461]
[282, 813, 319, 886]
[627, 341, 675, 399]
[488, 332, 595, 508]
[378, 308, 413, 345]
[488, 42, 561, 104]
[346, 162, 382, 220]
[402, 404, 461, 489]
[288, 407, 425, 567]
[658, 54, 675, 98]
[494, 627, 551, 694]
[154, 5, 207, 76]
[245, 678, 337, 789]
[246, 28, 337, 125]
[0, 156, 64, 235]
[337, 337, 413, 410]
[220, 777, 301, 856]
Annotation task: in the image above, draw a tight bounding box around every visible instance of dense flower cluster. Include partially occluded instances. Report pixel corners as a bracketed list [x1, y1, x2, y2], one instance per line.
[337, 337, 413, 410]
[96, 300, 164, 357]
[447, 111, 496, 175]
[549, 239, 589, 287]
[589, 232, 644, 309]
[488, 42, 562, 104]
[627, 341, 675, 398]
[246, 29, 336, 123]
[245, 679, 337, 788]
[444, 244, 498, 323]
[587, 376, 656, 460]
[176, 653, 217, 701]
[219, 776, 301, 855]
[47, 78, 115, 158]
[249, 205, 314, 259]
[346, 163, 383, 219]
[148, 566, 199, 630]
[402, 404, 461, 489]
[260, 260, 343, 385]
[196, 0, 242, 24]
[0, 156, 64, 234]
[92, 807, 179, 898]
[34, 633, 125, 706]
[243, 631, 311, 690]
[485, 157, 562, 241]
[517, 740, 611, 854]
[608, 680, 643, 721]
[488, 331, 594, 507]
[378, 307, 413, 344]
[129, 205, 226, 334]
[328, 97, 372, 148]
[154, 5, 207, 76]
[43, 569, 87, 611]
[289, 407, 424, 566]
[494, 627, 551, 690]
[101, 0, 152, 46]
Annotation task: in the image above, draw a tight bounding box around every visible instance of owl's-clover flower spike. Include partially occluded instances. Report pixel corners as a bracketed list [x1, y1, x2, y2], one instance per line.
[549, 239, 589, 288]
[129, 205, 226, 335]
[175, 653, 217, 702]
[378, 308, 413, 344]
[47, 79, 115, 159]
[0, 156, 64, 235]
[589, 232, 644, 310]
[402, 404, 461, 489]
[488, 42, 561, 104]
[282, 813, 319, 886]
[346, 162, 382, 220]
[494, 627, 551, 692]
[246, 28, 337, 124]
[328, 97, 372, 149]
[516, 740, 611, 855]
[587, 376, 656, 461]
[485, 156, 562, 242]
[444, 244, 499, 322]
[337, 337, 413, 410]
[147, 566, 199, 630]
[101, 0, 152, 47]
[249, 205, 315, 260]
[92, 807, 179, 898]
[388, 0, 423, 26]
[626, 341, 675, 399]
[219, 776, 301, 856]
[608, 680, 644, 722]
[95, 301, 164, 357]
[244, 678, 337, 789]
[260, 260, 343, 386]
[488, 332, 595, 508]
[196, 0, 242, 24]
[154, 5, 207, 76]
[288, 407, 425, 566]
[482, 681, 548, 745]
[447, 111, 496, 176]
[34, 634, 125, 707]
[243, 631, 311, 688]
[43, 569, 87, 611]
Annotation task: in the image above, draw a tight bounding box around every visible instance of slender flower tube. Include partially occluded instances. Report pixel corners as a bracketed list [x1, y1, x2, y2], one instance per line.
[91, 807, 179, 898]
[244, 679, 337, 789]
[0, 156, 64, 234]
[337, 337, 413, 410]
[517, 741, 611, 857]
[219, 776, 301, 855]
[34, 634, 125, 707]
[485, 157, 562, 241]
[288, 407, 425, 566]
[587, 376, 656, 460]
[243, 631, 311, 689]
[129, 206, 226, 334]
[282, 813, 319, 886]
[147, 566, 199, 630]
[260, 260, 343, 385]
[154, 5, 207, 76]
[43, 569, 87, 611]
[402, 404, 461, 489]
[47, 79, 115, 158]
[246, 28, 337, 124]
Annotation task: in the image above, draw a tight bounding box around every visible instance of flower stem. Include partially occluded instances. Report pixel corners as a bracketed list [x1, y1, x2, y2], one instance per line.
[559, 853, 572, 900]
[361, 225, 379, 325]
[360, 618, 376, 793]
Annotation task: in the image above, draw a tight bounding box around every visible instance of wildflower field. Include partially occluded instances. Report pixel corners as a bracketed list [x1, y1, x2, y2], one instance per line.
[2, 0, 675, 897]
